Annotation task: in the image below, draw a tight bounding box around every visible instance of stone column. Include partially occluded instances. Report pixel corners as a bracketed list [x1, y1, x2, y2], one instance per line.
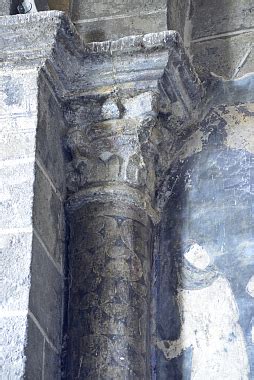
[65, 95, 160, 379]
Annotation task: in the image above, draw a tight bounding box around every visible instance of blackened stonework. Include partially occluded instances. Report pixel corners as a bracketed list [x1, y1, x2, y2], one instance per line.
[67, 202, 152, 378]
[58, 26, 202, 380]
[63, 94, 160, 379]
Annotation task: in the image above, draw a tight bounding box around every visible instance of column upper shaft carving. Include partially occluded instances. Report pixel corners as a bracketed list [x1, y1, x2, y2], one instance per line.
[64, 91, 165, 204]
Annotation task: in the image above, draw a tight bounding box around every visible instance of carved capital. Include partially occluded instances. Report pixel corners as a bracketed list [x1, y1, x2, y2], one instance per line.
[64, 91, 162, 206]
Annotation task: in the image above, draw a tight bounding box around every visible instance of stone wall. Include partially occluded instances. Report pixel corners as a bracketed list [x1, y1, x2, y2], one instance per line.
[0, 14, 67, 378]
[69, 0, 167, 42]
[26, 72, 66, 379]
[167, 0, 254, 79]
[0, 68, 38, 378]
[0, 6, 253, 380]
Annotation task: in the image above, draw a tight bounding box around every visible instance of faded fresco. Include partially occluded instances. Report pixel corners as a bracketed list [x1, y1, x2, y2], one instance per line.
[155, 104, 254, 379]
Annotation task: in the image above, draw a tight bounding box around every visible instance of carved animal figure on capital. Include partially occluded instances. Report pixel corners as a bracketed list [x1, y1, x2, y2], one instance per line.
[157, 243, 250, 380]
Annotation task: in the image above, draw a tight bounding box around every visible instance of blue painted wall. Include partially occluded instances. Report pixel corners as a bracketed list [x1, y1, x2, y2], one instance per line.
[155, 104, 254, 379]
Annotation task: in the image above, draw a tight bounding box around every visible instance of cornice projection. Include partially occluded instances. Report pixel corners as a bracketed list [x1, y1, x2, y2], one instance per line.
[0, 11, 204, 107]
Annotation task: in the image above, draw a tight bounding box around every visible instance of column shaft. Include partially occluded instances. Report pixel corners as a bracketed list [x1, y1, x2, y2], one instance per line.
[67, 201, 152, 378]
[64, 103, 159, 378]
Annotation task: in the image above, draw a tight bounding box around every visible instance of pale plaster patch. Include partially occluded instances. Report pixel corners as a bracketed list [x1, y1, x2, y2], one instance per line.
[217, 104, 254, 154]
[178, 129, 204, 162]
[157, 276, 250, 379]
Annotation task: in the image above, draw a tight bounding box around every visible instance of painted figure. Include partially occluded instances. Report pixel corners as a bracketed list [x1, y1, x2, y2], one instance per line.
[157, 243, 250, 380]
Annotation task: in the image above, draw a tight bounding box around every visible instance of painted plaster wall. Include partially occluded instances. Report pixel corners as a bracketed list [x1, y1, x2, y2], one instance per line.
[155, 103, 254, 379]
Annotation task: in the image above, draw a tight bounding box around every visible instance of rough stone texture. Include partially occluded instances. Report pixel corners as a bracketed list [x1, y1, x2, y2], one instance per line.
[167, 0, 189, 41]
[167, 0, 254, 79]
[0, 13, 204, 379]
[25, 315, 44, 380]
[37, 75, 66, 194]
[0, 233, 32, 312]
[74, 11, 167, 43]
[0, 115, 36, 160]
[0, 69, 38, 378]
[0, 162, 34, 229]
[191, 32, 254, 80]
[61, 25, 203, 378]
[0, 14, 66, 379]
[34, 0, 50, 11]
[67, 203, 152, 378]
[48, 0, 69, 12]
[44, 339, 61, 380]
[29, 232, 63, 348]
[72, 0, 166, 20]
[64, 91, 159, 378]
[0, 0, 12, 15]
[0, 7, 253, 380]
[33, 162, 65, 268]
[0, 315, 28, 378]
[191, 0, 254, 39]
[70, 0, 167, 42]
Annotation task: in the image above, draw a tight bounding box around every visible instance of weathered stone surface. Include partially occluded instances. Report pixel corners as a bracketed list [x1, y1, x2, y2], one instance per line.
[167, 0, 189, 40]
[72, 0, 166, 20]
[0, 232, 32, 311]
[70, 0, 168, 41]
[48, 0, 69, 12]
[34, 0, 49, 11]
[0, 0, 12, 15]
[0, 315, 27, 378]
[33, 163, 65, 268]
[0, 116, 36, 161]
[67, 202, 152, 379]
[0, 162, 34, 229]
[25, 315, 44, 380]
[64, 85, 160, 378]
[44, 340, 61, 380]
[0, 15, 67, 379]
[167, 0, 254, 80]
[0, 13, 63, 71]
[0, 71, 38, 117]
[29, 233, 63, 348]
[237, 49, 254, 78]
[191, 0, 254, 39]
[0, 13, 203, 120]
[75, 11, 167, 42]
[1, 8, 253, 380]
[37, 74, 66, 194]
[191, 32, 254, 80]
[65, 109, 157, 198]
